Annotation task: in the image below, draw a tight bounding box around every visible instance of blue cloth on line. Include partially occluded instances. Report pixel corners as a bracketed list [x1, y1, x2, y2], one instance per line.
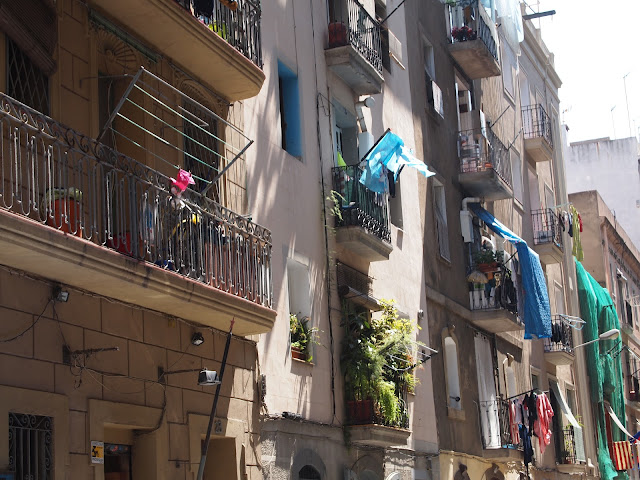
[469, 203, 552, 339]
[359, 132, 434, 193]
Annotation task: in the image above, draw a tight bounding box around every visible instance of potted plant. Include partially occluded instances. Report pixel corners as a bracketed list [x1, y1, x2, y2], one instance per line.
[452, 25, 476, 42]
[44, 187, 83, 237]
[473, 248, 503, 273]
[290, 314, 319, 363]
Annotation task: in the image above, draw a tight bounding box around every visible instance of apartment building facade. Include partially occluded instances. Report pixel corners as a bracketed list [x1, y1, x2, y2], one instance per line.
[570, 190, 640, 479]
[0, 0, 274, 478]
[251, 0, 439, 479]
[405, 2, 599, 480]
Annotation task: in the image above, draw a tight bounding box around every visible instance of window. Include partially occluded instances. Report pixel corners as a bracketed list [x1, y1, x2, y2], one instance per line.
[375, 1, 390, 71]
[105, 443, 132, 480]
[183, 100, 222, 201]
[475, 333, 500, 448]
[501, 42, 517, 99]
[555, 282, 565, 315]
[433, 183, 450, 261]
[287, 258, 311, 320]
[505, 364, 517, 398]
[531, 372, 539, 391]
[6, 37, 49, 114]
[423, 40, 443, 118]
[389, 178, 403, 228]
[511, 151, 523, 204]
[278, 61, 302, 157]
[9, 413, 53, 479]
[299, 465, 321, 479]
[444, 336, 461, 409]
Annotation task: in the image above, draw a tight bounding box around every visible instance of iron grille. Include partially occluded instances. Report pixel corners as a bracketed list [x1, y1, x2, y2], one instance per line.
[336, 261, 373, 297]
[8, 413, 53, 480]
[6, 38, 49, 115]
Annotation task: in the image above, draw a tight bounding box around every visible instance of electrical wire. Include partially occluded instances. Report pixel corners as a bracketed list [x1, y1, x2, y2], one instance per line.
[0, 298, 52, 343]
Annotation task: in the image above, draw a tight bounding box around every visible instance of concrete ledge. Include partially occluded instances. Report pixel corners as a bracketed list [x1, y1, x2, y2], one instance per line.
[336, 226, 392, 262]
[346, 424, 411, 448]
[0, 210, 275, 336]
[325, 45, 384, 95]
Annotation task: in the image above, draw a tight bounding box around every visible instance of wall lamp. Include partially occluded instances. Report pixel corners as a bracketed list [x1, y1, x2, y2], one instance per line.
[158, 367, 220, 386]
[573, 328, 620, 349]
[191, 332, 205, 346]
[52, 285, 69, 303]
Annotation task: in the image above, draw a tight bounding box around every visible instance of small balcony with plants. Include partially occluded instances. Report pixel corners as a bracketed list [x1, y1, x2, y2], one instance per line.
[325, 0, 384, 94]
[555, 426, 587, 473]
[0, 86, 275, 336]
[341, 300, 421, 447]
[446, 0, 500, 79]
[466, 245, 523, 333]
[532, 208, 564, 265]
[458, 127, 513, 201]
[522, 104, 554, 163]
[478, 398, 523, 461]
[90, 0, 264, 101]
[544, 315, 574, 365]
[331, 165, 392, 262]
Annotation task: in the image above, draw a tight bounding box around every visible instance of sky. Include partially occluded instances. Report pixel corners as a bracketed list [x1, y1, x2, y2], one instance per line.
[528, 0, 640, 143]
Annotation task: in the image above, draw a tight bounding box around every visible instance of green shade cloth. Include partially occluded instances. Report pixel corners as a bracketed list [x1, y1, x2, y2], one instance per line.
[575, 259, 627, 480]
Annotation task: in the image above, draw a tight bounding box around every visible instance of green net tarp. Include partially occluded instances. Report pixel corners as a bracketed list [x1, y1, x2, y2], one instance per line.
[575, 259, 627, 480]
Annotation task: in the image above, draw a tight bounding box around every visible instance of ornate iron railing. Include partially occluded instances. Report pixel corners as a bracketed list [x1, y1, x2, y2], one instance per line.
[522, 104, 553, 148]
[544, 315, 574, 354]
[478, 398, 522, 450]
[345, 384, 409, 429]
[468, 264, 520, 321]
[559, 426, 578, 464]
[0, 93, 272, 308]
[449, 0, 499, 61]
[9, 413, 53, 479]
[175, 0, 262, 68]
[458, 127, 512, 189]
[331, 165, 390, 243]
[327, 0, 383, 74]
[531, 208, 563, 250]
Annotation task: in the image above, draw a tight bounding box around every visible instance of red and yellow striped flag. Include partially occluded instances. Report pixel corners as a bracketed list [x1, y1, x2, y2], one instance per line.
[612, 441, 632, 471]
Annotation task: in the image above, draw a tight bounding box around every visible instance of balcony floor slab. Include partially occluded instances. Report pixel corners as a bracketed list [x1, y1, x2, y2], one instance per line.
[346, 424, 411, 448]
[325, 45, 384, 95]
[0, 210, 275, 336]
[336, 226, 392, 262]
[470, 308, 523, 334]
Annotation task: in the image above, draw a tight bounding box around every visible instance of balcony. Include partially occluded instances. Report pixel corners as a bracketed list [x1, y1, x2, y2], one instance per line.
[544, 316, 574, 365]
[468, 265, 523, 333]
[325, 0, 384, 95]
[345, 398, 411, 447]
[332, 166, 392, 262]
[556, 426, 587, 473]
[479, 398, 523, 461]
[88, 0, 264, 101]
[532, 208, 564, 264]
[522, 105, 553, 163]
[458, 127, 513, 201]
[0, 93, 275, 336]
[447, 1, 500, 79]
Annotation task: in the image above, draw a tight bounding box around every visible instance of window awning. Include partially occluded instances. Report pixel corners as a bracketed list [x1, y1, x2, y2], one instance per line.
[550, 382, 586, 462]
[606, 403, 636, 440]
[468, 203, 552, 339]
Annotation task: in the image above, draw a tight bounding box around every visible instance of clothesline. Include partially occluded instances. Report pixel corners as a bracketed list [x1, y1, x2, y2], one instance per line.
[505, 388, 548, 401]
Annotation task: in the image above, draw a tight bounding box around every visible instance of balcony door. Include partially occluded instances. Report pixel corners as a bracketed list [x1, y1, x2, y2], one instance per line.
[475, 333, 501, 449]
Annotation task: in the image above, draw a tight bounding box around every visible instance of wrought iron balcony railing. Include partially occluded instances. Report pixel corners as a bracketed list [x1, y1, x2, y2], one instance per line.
[0, 93, 272, 308]
[532, 208, 563, 250]
[346, 383, 409, 429]
[175, 0, 263, 68]
[327, 0, 383, 74]
[544, 315, 574, 354]
[448, 0, 499, 62]
[478, 398, 522, 450]
[559, 426, 578, 464]
[458, 127, 513, 189]
[522, 104, 553, 148]
[469, 263, 520, 319]
[331, 165, 391, 243]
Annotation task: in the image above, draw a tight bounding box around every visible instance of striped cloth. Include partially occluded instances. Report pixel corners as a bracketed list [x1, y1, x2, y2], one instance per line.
[612, 441, 632, 470]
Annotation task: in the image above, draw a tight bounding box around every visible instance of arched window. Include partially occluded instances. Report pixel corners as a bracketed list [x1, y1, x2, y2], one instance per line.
[445, 336, 461, 409]
[299, 465, 321, 480]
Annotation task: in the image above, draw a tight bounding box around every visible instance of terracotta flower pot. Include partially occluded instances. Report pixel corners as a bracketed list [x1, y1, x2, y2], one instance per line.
[291, 346, 307, 361]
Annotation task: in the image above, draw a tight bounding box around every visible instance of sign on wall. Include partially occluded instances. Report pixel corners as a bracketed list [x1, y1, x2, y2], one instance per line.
[90, 441, 104, 465]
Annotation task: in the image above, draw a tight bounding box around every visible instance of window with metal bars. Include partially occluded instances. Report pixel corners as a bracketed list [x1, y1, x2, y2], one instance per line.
[8, 413, 53, 480]
[183, 100, 222, 203]
[6, 37, 50, 115]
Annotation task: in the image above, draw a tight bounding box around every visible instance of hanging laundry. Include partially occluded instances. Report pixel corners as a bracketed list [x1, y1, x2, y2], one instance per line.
[171, 169, 195, 196]
[509, 401, 520, 444]
[612, 441, 633, 470]
[359, 131, 434, 194]
[579, 213, 583, 233]
[468, 204, 552, 339]
[520, 423, 534, 467]
[570, 206, 584, 261]
[534, 393, 554, 454]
